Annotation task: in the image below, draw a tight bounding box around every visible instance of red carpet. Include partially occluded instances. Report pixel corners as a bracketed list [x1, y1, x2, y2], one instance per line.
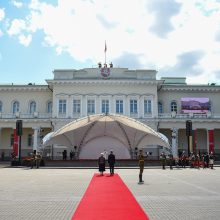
[72, 173, 149, 220]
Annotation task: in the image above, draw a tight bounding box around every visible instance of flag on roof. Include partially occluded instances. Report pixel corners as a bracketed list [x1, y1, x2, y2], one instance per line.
[104, 41, 107, 52]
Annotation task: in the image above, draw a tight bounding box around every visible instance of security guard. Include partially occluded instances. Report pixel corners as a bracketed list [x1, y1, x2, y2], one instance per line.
[30, 151, 36, 169]
[138, 149, 145, 184]
[36, 152, 41, 169]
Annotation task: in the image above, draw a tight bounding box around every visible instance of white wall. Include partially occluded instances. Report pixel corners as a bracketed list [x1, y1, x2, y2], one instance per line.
[79, 136, 131, 159]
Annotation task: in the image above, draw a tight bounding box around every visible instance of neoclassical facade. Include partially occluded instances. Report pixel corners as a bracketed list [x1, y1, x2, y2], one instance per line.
[0, 67, 220, 160]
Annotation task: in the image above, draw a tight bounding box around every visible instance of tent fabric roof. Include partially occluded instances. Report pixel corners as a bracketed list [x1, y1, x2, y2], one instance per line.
[44, 114, 170, 151]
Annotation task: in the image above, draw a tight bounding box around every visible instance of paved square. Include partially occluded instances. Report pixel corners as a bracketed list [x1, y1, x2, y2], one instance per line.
[0, 165, 220, 220]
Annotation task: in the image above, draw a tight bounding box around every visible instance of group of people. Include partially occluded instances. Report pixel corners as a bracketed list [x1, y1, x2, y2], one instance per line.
[98, 150, 116, 176]
[159, 151, 215, 170]
[98, 149, 147, 184]
[62, 150, 75, 160]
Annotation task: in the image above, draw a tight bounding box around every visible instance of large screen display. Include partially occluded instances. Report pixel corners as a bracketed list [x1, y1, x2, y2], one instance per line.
[181, 97, 210, 113]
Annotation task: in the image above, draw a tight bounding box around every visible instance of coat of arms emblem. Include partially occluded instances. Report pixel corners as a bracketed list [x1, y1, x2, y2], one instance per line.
[100, 67, 110, 78]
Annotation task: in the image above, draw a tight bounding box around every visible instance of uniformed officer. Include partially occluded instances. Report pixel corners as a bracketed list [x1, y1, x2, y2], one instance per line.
[169, 153, 174, 170]
[36, 152, 41, 169]
[30, 151, 36, 169]
[138, 149, 145, 184]
[160, 152, 166, 170]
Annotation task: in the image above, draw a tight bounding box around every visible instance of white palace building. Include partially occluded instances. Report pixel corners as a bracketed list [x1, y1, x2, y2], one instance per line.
[0, 66, 220, 160]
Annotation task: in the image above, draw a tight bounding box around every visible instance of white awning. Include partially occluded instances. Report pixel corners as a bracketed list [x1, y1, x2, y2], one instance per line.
[44, 114, 170, 150]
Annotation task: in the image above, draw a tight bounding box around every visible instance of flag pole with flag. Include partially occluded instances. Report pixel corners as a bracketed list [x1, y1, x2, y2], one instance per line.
[104, 41, 107, 66]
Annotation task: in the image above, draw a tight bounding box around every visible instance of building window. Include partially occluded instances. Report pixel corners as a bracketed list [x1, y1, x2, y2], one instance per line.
[0, 101, 2, 112]
[58, 99, 66, 114]
[47, 101, 52, 113]
[116, 100, 123, 114]
[130, 99, 138, 114]
[29, 101, 36, 114]
[12, 101, 19, 114]
[102, 100, 109, 114]
[28, 134, 33, 147]
[144, 100, 152, 114]
[171, 101, 177, 113]
[87, 100, 95, 114]
[158, 102, 163, 113]
[10, 134, 14, 146]
[73, 100, 81, 114]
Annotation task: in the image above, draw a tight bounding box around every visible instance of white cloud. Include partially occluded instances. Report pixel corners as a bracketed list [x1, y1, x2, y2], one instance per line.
[4, 0, 220, 84]
[11, 1, 23, 8]
[18, 34, 32, 46]
[7, 19, 26, 35]
[0, 8, 5, 21]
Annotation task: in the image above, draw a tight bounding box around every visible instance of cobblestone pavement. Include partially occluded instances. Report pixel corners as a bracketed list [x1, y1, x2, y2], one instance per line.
[0, 166, 220, 220]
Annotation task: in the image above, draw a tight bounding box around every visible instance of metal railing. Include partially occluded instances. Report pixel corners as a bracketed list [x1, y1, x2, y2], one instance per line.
[0, 113, 52, 119]
[1, 112, 220, 120]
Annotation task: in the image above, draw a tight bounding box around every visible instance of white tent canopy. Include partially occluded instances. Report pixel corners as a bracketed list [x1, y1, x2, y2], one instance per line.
[43, 114, 170, 159]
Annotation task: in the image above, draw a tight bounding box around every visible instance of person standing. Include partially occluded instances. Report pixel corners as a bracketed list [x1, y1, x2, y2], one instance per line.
[108, 150, 116, 175]
[70, 150, 73, 160]
[209, 151, 214, 169]
[138, 149, 145, 184]
[30, 151, 36, 169]
[1, 151, 5, 161]
[181, 151, 187, 168]
[160, 152, 166, 170]
[169, 153, 174, 170]
[98, 153, 106, 175]
[36, 152, 41, 169]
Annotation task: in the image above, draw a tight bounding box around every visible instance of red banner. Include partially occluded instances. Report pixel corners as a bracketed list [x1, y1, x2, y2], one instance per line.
[208, 130, 214, 153]
[13, 129, 19, 157]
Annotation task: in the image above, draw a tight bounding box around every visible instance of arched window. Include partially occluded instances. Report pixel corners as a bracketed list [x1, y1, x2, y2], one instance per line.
[0, 101, 2, 112]
[47, 101, 52, 113]
[171, 101, 177, 113]
[12, 101, 19, 114]
[29, 101, 36, 113]
[158, 102, 163, 114]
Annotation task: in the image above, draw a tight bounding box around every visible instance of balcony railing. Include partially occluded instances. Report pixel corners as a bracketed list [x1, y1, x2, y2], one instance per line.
[1, 111, 220, 120]
[0, 112, 52, 119]
[158, 112, 220, 119]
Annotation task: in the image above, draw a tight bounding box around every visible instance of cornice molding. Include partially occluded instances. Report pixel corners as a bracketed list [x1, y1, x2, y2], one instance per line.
[161, 86, 220, 92]
[0, 86, 50, 92]
[46, 79, 160, 86]
[55, 93, 155, 97]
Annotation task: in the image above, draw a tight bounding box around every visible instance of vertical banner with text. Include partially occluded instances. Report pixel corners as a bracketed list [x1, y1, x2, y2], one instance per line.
[13, 129, 19, 157]
[208, 130, 214, 153]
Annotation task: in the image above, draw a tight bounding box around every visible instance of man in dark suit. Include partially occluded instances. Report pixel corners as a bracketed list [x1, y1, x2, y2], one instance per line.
[108, 150, 116, 175]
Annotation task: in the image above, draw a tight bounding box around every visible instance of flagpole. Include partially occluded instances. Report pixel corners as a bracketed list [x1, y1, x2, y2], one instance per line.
[104, 41, 107, 65]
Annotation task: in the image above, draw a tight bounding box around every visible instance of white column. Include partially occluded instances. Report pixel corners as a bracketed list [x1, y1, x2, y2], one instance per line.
[82, 95, 86, 117]
[125, 95, 129, 116]
[171, 128, 178, 158]
[96, 95, 100, 114]
[139, 96, 143, 118]
[109, 95, 113, 114]
[33, 128, 39, 151]
[67, 95, 71, 118]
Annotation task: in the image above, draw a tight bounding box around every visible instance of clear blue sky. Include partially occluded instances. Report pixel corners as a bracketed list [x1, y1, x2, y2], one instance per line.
[0, 0, 220, 85]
